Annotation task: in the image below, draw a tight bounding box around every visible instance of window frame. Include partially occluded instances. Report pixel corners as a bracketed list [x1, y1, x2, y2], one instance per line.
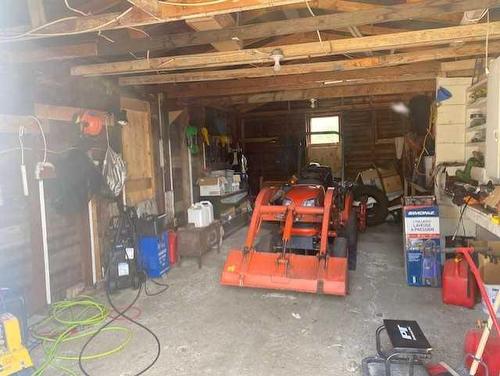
[306, 114, 342, 146]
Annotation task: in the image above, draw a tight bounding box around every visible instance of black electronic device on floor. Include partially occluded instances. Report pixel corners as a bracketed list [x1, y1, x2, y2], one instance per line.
[105, 207, 141, 293]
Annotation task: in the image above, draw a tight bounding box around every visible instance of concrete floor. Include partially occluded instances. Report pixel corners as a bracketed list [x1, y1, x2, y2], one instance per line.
[39, 222, 484, 375]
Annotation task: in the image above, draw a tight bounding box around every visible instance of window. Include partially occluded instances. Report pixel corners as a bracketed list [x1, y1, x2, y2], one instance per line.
[309, 116, 340, 145]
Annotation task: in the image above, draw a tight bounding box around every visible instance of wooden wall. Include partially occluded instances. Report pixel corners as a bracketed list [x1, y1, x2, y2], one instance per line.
[242, 114, 304, 193]
[241, 107, 407, 190]
[0, 63, 167, 312]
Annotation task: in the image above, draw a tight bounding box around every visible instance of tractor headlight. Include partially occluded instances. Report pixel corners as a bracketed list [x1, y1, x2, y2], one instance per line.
[282, 198, 292, 206]
[302, 198, 317, 207]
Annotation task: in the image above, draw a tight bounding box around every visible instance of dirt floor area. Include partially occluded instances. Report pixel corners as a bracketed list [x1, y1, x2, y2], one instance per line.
[33, 222, 483, 375]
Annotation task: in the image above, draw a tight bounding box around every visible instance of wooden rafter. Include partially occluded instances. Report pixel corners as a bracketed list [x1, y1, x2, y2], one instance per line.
[162, 63, 440, 97]
[100, 0, 500, 56]
[118, 41, 500, 85]
[2, 0, 306, 41]
[186, 14, 241, 51]
[73, 22, 500, 77]
[198, 80, 436, 105]
[26, 0, 47, 28]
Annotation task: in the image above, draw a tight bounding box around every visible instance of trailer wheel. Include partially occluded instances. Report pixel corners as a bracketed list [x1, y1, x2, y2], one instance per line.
[340, 211, 358, 270]
[330, 237, 348, 258]
[353, 184, 389, 226]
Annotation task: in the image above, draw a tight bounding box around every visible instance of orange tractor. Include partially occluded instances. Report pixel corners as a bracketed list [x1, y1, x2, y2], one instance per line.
[220, 164, 366, 296]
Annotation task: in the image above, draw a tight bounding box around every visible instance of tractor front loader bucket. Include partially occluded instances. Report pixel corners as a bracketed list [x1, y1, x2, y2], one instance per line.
[219, 186, 348, 296]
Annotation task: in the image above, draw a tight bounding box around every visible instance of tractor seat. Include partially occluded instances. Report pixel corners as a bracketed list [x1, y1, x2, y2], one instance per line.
[362, 320, 432, 376]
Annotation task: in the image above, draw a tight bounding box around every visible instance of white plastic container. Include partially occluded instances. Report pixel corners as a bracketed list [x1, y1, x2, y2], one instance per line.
[188, 204, 206, 228]
[199, 201, 214, 224]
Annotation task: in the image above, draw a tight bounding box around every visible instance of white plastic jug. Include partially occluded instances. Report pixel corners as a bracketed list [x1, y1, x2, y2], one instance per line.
[188, 204, 205, 228]
[199, 201, 214, 224]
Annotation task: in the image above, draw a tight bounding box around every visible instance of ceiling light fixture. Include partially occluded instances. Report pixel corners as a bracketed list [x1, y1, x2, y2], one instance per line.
[270, 49, 284, 72]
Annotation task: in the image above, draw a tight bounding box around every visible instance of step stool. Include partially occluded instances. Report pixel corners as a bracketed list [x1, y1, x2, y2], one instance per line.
[362, 320, 433, 376]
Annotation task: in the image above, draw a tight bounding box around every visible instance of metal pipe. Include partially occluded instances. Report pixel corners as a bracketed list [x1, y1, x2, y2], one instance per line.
[38, 180, 51, 305]
[88, 200, 97, 285]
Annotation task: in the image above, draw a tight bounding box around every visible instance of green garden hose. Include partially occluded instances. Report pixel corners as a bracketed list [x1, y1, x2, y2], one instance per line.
[31, 296, 132, 375]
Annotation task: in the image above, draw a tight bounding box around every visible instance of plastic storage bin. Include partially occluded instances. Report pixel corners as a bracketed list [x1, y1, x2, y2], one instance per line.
[139, 232, 170, 278]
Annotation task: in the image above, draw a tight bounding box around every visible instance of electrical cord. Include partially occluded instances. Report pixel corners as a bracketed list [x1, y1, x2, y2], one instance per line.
[0, 8, 133, 41]
[144, 278, 170, 297]
[78, 282, 162, 375]
[79, 208, 163, 376]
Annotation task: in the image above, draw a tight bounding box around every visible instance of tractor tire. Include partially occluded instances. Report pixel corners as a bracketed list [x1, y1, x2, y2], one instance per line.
[339, 211, 358, 270]
[353, 184, 389, 227]
[330, 237, 348, 258]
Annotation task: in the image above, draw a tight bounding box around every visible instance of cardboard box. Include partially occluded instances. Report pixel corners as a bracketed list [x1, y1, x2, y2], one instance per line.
[360, 167, 402, 194]
[403, 197, 441, 287]
[482, 284, 500, 318]
[198, 177, 227, 196]
[468, 240, 500, 285]
[382, 174, 403, 194]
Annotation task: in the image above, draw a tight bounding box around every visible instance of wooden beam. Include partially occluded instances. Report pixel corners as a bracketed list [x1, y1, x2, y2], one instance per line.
[6, 43, 98, 63]
[119, 41, 500, 85]
[2, 0, 306, 41]
[241, 96, 420, 117]
[0, 114, 42, 134]
[33, 103, 110, 123]
[74, 21, 500, 77]
[99, 0, 500, 57]
[129, 0, 159, 16]
[186, 14, 241, 51]
[199, 80, 436, 105]
[78, 0, 122, 14]
[27, 0, 47, 28]
[440, 59, 477, 72]
[162, 63, 440, 97]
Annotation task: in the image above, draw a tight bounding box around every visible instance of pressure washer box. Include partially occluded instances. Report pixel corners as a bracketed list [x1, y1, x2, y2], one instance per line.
[404, 196, 441, 287]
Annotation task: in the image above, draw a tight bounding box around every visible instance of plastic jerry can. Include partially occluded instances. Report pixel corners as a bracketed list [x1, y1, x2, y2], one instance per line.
[464, 329, 500, 376]
[188, 204, 206, 227]
[199, 201, 214, 224]
[442, 257, 476, 308]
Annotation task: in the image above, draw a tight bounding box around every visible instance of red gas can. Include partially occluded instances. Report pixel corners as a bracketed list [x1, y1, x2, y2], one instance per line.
[168, 230, 178, 266]
[442, 257, 476, 308]
[464, 329, 500, 376]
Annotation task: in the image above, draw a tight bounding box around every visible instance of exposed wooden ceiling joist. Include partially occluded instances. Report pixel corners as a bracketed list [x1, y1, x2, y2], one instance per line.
[1, 0, 306, 42]
[118, 41, 500, 85]
[26, 0, 47, 28]
[162, 62, 440, 97]
[198, 79, 436, 105]
[96, 0, 500, 57]
[185, 14, 241, 51]
[240, 94, 423, 117]
[73, 22, 500, 77]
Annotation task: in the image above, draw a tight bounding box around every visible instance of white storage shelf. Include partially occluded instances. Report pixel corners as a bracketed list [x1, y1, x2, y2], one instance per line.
[435, 77, 471, 165]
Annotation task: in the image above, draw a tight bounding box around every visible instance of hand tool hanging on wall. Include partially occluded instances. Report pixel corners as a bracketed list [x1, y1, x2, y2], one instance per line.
[185, 125, 199, 155]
